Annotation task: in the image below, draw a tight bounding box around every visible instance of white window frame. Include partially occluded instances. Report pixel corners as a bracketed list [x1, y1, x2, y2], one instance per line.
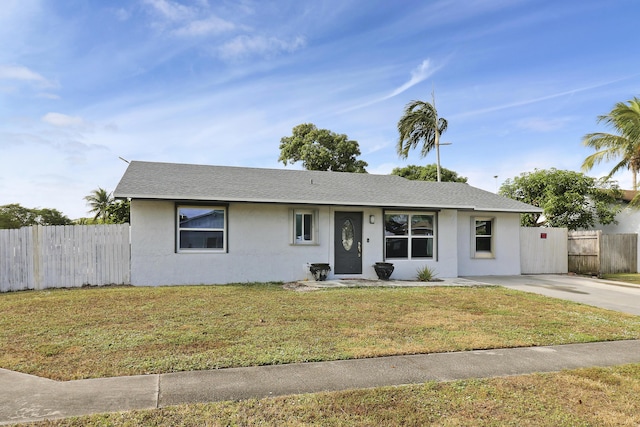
[291, 209, 318, 245]
[176, 205, 227, 253]
[384, 211, 436, 260]
[473, 216, 495, 259]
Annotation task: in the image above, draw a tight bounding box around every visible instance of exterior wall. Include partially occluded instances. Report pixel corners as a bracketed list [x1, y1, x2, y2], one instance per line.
[130, 201, 519, 285]
[456, 211, 522, 276]
[599, 207, 640, 235]
[132, 200, 330, 285]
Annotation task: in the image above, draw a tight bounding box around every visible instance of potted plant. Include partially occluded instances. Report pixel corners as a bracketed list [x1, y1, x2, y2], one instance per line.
[309, 263, 331, 281]
[373, 262, 394, 280]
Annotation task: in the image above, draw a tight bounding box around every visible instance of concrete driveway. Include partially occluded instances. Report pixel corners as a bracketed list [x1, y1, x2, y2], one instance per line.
[464, 274, 640, 316]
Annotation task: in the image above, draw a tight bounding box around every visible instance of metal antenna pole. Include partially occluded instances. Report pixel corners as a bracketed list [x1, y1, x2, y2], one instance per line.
[432, 89, 441, 182]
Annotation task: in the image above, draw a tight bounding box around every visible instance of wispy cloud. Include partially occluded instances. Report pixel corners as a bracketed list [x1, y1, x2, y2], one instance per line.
[37, 92, 61, 100]
[140, 0, 308, 64]
[143, 0, 194, 22]
[339, 58, 445, 113]
[453, 74, 640, 119]
[386, 59, 442, 99]
[0, 64, 56, 88]
[516, 117, 573, 132]
[173, 15, 236, 37]
[218, 35, 306, 60]
[42, 112, 89, 128]
[112, 8, 131, 22]
[142, 0, 236, 37]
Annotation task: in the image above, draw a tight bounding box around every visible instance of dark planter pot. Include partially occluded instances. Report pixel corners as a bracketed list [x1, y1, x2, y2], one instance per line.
[373, 262, 394, 280]
[310, 263, 331, 281]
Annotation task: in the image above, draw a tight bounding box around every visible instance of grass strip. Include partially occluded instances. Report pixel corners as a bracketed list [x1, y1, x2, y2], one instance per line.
[602, 273, 640, 286]
[22, 363, 640, 426]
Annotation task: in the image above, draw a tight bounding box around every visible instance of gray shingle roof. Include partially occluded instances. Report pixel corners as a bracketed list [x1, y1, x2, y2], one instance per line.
[114, 161, 542, 213]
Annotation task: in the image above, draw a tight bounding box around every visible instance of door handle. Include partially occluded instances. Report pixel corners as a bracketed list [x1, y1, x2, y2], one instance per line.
[358, 241, 362, 257]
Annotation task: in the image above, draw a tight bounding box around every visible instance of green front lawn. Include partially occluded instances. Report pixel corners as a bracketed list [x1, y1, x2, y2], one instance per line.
[1, 283, 639, 381]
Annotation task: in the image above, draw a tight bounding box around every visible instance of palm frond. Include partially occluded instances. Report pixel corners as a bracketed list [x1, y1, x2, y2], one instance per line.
[582, 98, 640, 181]
[396, 99, 445, 159]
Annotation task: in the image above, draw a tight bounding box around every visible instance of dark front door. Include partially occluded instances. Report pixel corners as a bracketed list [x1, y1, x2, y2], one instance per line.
[334, 211, 363, 274]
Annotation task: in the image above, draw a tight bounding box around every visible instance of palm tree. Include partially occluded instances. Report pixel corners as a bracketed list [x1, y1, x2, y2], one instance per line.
[582, 97, 640, 190]
[84, 187, 113, 222]
[397, 93, 448, 182]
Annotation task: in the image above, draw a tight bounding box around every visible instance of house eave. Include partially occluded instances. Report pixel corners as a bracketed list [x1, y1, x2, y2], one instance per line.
[470, 207, 543, 214]
[116, 193, 541, 214]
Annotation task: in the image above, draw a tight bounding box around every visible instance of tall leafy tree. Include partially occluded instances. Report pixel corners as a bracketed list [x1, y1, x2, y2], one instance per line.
[582, 97, 640, 190]
[0, 204, 37, 229]
[499, 168, 622, 230]
[84, 187, 114, 222]
[391, 164, 467, 183]
[0, 204, 72, 229]
[397, 95, 448, 181]
[35, 208, 74, 226]
[278, 123, 368, 173]
[105, 199, 130, 224]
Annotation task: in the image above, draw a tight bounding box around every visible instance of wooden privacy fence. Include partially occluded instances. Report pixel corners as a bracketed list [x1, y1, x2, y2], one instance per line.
[520, 227, 569, 274]
[0, 224, 130, 292]
[568, 230, 637, 275]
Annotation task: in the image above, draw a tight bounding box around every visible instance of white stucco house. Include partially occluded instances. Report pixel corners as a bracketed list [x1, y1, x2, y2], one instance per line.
[598, 191, 640, 234]
[114, 161, 542, 286]
[595, 190, 640, 271]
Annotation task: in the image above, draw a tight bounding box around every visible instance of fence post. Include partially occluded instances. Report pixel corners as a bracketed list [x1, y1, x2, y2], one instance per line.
[31, 225, 42, 290]
[597, 229, 602, 277]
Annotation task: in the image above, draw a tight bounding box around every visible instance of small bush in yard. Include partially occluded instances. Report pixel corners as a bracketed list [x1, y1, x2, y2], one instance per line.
[417, 265, 437, 281]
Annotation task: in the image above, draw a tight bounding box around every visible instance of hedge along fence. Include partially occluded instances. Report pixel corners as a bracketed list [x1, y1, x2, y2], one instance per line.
[0, 224, 130, 292]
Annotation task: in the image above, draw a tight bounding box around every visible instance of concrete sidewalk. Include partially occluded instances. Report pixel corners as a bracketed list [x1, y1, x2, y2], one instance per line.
[2, 340, 640, 425]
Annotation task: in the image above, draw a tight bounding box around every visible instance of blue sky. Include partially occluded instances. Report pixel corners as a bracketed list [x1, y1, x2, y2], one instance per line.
[1, 0, 639, 219]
